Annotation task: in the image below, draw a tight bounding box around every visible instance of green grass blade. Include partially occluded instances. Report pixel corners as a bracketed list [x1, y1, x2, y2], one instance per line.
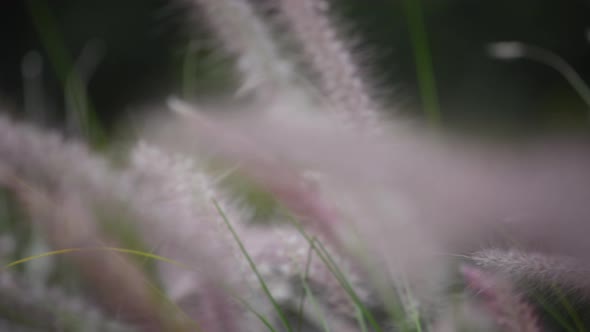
[553, 288, 586, 332]
[213, 199, 294, 332]
[402, 0, 441, 125]
[26, 0, 105, 145]
[296, 237, 331, 332]
[287, 216, 383, 332]
[234, 296, 280, 332]
[314, 240, 381, 331]
[3, 246, 200, 330]
[354, 304, 369, 332]
[3, 247, 188, 270]
[533, 293, 577, 332]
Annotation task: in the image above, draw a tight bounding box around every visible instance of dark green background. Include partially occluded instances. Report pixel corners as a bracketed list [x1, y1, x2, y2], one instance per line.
[1, 0, 589, 135]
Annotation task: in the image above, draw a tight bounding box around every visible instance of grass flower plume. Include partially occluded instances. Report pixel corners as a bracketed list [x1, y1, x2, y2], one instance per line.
[0, 0, 589, 331]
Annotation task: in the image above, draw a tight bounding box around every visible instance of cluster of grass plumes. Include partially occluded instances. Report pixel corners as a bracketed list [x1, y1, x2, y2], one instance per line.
[1, 0, 590, 331]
